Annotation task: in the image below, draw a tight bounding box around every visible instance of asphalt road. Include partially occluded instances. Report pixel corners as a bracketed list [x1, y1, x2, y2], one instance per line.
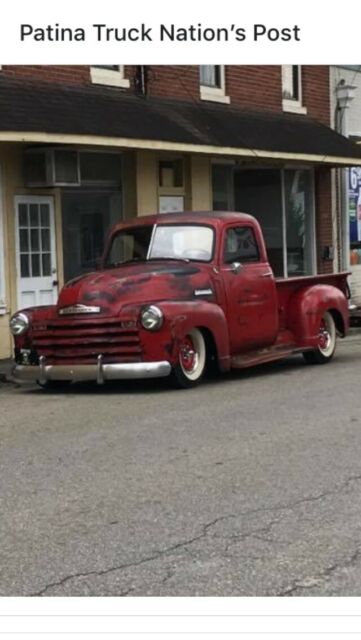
[1, 334, 361, 597]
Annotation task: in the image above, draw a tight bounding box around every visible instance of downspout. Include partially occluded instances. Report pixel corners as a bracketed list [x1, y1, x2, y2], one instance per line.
[134, 66, 149, 96]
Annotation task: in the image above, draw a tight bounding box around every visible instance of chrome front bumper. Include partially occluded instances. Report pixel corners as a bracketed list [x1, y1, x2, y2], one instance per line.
[12, 355, 172, 385]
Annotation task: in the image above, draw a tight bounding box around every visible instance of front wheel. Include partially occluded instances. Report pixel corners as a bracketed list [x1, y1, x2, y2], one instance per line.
[171, 328, 207, 388]
[303, 311, 337, 365]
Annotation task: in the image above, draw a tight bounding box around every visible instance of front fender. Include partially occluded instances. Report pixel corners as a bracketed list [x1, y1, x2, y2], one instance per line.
[287, 284, 349, 348]
[138, 301, 231, 372]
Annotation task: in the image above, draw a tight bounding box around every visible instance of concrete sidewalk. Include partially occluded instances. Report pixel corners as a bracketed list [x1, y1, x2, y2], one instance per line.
[0, 358, 12, 383]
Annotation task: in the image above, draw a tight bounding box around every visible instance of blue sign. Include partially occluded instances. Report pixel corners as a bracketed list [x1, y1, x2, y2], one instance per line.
[349, 167, 361, 243]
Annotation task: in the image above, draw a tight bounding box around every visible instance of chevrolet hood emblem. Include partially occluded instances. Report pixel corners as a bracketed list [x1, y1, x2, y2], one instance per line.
[59, 304, 101, 315]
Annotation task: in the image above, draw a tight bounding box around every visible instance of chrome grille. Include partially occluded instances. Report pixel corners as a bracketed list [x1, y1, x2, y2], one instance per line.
[32, 317, 141, 364]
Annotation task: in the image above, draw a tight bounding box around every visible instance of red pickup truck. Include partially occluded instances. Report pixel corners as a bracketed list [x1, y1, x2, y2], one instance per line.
[11, 211, 349, 389]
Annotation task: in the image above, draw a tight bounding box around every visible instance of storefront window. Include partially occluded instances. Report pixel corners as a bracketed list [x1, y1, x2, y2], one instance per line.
[62, 191, 122, 282]
[284, 169, 314, 276]
[60, 152, 123, 283]
[212, 164, 234, 210]
[212, 165, 315, 277]
[233, 169, 284, 276]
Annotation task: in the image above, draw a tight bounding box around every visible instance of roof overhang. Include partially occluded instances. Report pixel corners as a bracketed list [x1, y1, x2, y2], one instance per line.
[1, 131, 361, 167]
[1, 77, 361, 168]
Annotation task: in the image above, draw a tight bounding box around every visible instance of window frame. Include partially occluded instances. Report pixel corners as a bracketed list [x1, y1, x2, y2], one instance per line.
[200, 65, 230, 104]
[281, 65, 307, 115]
[0, 164, 7, 314]
[281, 166, 316, 278]
[90, 65, 130, 88]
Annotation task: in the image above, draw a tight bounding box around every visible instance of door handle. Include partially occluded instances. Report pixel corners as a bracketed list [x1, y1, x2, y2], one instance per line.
[52, 280, 59, 286]
[260, 271, 273, 278]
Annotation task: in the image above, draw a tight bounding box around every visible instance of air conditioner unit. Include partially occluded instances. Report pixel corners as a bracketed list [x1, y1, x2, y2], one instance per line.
[24, 148, 81, 187]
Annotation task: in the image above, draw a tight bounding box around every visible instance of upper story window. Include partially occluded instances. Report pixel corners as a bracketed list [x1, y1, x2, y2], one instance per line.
[90, 65, 130, 88]
[199, 65, 230, 104]
[282, 65, 307, 114]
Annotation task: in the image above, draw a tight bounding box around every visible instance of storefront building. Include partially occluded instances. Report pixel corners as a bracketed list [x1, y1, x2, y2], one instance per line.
[330, 66, 361, 306]
[1, 64, 361, 359]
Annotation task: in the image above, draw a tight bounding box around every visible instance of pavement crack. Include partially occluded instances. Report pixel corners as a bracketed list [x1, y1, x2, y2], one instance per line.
[29, 473, 361, 596]
[277, 547, 361, 596]
[29, 514, 235, 596]
[232, 472, 361, 523]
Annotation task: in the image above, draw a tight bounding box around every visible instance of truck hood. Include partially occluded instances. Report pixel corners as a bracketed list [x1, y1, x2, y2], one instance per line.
[57, 261, 216, 315]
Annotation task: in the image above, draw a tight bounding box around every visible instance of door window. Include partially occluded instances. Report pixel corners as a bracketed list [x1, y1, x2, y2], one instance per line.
[223, 226, 260, 264]
[18, 202, 52, 278]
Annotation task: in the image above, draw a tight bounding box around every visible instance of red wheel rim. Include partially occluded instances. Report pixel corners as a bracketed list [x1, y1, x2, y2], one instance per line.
[318, 318, 330, 351]
[180, 336, 196, 372]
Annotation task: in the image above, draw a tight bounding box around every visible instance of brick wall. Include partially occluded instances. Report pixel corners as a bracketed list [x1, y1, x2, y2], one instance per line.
[0, 65, 329, 123]
[226, 66, 282, 111]
[0, 65, 90, 84]
[303, 66, 330, 126]
[315, 167, 333, 274]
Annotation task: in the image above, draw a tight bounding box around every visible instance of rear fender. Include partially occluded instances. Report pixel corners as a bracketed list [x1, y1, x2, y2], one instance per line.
[160, 300, 231, 371]
[287, 284, 349, 348]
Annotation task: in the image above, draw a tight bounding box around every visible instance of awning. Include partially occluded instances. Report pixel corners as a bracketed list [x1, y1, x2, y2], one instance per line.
[1, 77, 361, 166]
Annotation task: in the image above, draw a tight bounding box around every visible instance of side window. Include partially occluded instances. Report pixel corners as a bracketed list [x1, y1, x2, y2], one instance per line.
[223, 226, 260, 264]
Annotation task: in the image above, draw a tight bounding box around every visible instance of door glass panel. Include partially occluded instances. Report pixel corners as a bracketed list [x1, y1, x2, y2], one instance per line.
[30, 204, 39, 227]
[42, 253, 51, 276]
[31, 254, 40, 277]
[18, 204, 28, 227]
[20, 254, 30, 278]
[19, 229, 29, 252]
[40, 204, 50, 227]
[285, 170, 314, 276]
[30, 228, 40, 252]
[41, 229, 50, 251]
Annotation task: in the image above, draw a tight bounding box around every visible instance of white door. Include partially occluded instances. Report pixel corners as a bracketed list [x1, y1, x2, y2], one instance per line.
[15, 196, 58, 309]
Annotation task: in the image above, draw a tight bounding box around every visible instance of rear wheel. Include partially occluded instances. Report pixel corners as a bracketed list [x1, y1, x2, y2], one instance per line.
[303, 311, 336, 365]
[171, 328, 207, 388]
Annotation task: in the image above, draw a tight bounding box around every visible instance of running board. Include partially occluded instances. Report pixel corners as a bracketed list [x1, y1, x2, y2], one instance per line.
[231, 344, 302, 369]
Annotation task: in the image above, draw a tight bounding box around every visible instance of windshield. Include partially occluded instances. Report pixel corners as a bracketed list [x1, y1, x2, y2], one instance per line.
[106, 224, 214, 267]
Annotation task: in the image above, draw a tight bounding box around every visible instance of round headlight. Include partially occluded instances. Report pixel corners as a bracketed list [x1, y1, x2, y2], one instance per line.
[140, 305, 164, 331]
[10, 312, 29, 336]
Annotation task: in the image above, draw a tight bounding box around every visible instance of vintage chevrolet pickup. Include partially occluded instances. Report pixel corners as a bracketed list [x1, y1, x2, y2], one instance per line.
[11, 211, 349, 389]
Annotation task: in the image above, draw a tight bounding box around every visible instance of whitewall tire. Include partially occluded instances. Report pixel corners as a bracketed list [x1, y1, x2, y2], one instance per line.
[171, 328, 207, 388]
